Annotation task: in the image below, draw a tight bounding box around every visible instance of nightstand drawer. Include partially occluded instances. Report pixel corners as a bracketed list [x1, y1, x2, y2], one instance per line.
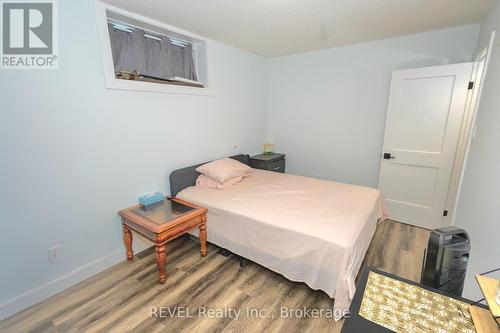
[266, 159, 285, 173]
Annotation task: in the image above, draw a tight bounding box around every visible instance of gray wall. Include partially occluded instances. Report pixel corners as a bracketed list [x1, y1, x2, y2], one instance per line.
[0, 0, 267, 314]
[267, 25, 480, 187]
[455, 1, 500, 300]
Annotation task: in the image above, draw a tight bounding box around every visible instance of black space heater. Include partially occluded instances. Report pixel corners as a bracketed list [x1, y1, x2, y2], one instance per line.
[421, 227, 471, 297]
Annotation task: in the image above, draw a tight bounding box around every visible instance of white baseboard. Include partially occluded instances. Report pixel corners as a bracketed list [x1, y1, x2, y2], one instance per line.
[0, 241, 149, 321]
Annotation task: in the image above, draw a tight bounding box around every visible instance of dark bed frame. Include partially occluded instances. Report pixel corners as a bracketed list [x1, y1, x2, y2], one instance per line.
[169, 154, 251, 197]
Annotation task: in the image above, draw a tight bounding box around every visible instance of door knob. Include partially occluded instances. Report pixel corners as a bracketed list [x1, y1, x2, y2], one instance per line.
[383, 153, 395, 160]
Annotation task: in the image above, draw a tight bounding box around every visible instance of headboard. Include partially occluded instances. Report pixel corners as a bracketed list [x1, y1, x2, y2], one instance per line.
[169, 154, 250, 197]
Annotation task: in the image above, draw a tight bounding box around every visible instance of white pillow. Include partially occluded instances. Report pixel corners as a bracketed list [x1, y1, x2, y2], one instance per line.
[195, 158, 252, 183]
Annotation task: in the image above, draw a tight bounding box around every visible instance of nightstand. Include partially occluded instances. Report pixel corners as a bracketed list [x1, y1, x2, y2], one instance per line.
[250, 153, 286, 173]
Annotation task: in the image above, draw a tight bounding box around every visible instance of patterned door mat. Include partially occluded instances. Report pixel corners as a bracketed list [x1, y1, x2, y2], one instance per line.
[359, 271, 476, 333]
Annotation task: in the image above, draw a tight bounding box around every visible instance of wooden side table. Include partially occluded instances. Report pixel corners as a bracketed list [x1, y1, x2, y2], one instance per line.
[118, 197, 207, 284]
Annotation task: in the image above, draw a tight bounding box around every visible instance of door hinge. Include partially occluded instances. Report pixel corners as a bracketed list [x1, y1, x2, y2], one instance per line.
[443, 210, 448, 217]
[468, 82, 474, 90]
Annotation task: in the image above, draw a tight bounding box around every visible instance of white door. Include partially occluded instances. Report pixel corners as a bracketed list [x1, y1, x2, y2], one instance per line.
[379, 63, 473, 229]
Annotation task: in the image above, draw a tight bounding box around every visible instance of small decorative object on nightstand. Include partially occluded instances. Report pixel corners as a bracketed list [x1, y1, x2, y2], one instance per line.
[263, 143, 275, 155]
[250, 153, 285, 173]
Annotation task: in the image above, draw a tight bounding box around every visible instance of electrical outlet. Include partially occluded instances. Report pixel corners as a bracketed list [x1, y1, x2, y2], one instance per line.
[48, 245, 62, 264]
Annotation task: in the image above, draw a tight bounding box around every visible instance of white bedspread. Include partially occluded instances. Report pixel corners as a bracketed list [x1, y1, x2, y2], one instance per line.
[178, 169, 386, 315]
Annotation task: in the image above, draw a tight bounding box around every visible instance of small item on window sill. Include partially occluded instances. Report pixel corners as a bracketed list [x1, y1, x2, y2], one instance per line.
[263, 143, 275, 155]
[117, 70, 140, 80]
[139, 192, 165, 207]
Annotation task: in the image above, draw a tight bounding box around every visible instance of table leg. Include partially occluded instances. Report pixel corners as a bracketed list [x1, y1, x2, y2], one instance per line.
[123, 224, 133, 261]
[199, 220, 207, 257]
[156, 244, 167, 284]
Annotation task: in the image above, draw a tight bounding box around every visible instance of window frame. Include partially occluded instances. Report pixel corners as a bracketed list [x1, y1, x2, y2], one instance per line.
[93, 0, 214, 96]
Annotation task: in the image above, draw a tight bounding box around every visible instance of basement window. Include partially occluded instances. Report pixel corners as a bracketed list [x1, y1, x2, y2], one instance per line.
[94, 2, 212, 95]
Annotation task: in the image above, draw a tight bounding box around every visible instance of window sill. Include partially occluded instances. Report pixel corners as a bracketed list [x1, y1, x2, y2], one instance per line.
[123, 77, 204, 88]
[104, 77, 215, 96]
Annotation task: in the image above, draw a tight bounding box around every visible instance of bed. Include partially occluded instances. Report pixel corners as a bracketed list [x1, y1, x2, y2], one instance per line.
[170, 154, 387, 317]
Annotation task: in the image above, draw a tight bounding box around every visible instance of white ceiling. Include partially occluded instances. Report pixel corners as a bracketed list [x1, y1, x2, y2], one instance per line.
[102, 0, 494, 57]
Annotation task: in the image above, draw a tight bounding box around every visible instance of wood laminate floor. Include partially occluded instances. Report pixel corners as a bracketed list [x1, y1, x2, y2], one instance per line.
[0, 220, 429, 333]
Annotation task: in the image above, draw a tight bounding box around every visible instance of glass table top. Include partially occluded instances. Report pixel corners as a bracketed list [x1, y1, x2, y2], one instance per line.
[132, 198, 195, 226]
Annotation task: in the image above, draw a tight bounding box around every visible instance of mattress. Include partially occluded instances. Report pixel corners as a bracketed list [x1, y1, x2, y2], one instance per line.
[177, 169, 387, 317]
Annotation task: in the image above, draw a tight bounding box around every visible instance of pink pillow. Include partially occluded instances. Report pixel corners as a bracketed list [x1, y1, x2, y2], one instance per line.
[195, 158, 252, 183]
[196, 174, 243, 189]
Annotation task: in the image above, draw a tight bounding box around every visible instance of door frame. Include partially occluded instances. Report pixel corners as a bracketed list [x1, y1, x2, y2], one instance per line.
[446, 31, 496, 226]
